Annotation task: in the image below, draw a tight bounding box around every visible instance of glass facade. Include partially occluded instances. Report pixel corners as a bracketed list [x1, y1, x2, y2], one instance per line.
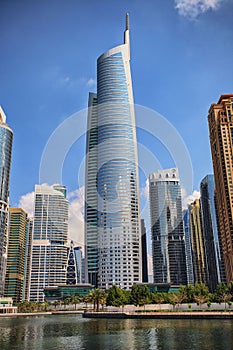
[85, 15, 141, 289]
[189, 199, 207, 284]
[200, 175, 226, 291]
[183, 209, 194, 285]
[0, 107, 13, 296]
[149, 169, 187, 285]
[85, 93, 98, 287]
[29, 185, 68, 302]
[4, 208, 28, 303]
[74, 246, 82, 284]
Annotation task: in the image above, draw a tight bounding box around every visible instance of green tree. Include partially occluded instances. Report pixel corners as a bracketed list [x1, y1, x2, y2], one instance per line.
[180, 284, 195, 303]
[170, 292, 185, 310]
[63, 297, 71, 309]
[130, 285, 151, 307]
[71, 295, 82, 310]
[228, 281, 233, 297]
[215, 282, 232, 310]
[106, 285, 128, 308]
[53, 300, 60, 309]
[193, 283, 209, 308]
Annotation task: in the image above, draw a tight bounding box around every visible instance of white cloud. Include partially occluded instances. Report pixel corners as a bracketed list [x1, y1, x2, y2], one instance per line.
[181, 188, 200, 209]
[18, 191, 34, 217]
[86, 78, 96, 88]
[175, 0, 224, 18]
[67, 186, 85, 248]
[141, 179, 149, 200]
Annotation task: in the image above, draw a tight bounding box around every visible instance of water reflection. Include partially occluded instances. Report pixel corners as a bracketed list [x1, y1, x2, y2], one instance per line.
[0, 316, 232, 350]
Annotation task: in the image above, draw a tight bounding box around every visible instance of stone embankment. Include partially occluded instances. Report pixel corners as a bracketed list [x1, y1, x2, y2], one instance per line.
[83, 311, 233, 319]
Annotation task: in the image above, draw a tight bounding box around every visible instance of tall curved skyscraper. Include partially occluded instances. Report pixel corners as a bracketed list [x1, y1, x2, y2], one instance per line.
[85, 14, 141, 289]
[0, 107, 13, 296]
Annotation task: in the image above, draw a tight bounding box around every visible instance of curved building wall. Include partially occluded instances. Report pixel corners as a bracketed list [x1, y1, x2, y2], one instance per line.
[96, 41, 141, 289]
[0, 122, 13, 296]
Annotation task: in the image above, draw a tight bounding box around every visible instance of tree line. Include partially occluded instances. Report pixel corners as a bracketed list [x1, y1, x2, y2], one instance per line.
[16, 282, 233, 313]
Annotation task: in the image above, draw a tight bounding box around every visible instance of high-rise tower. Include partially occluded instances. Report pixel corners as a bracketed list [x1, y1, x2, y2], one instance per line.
[149, 168, 187, 285]
[4, 208, 28, 303]
[208, 94, 233, 283]
[0, 107, 13, 296]
[200, 175, 226, 291]
[189, 199, 207, 284]
[85, 14, 141, 289]
[29, 185, 68, 302]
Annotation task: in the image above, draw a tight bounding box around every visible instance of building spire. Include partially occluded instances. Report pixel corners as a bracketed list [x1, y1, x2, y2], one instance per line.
[124, 13, 130, 60]
[126, 12, 129, 31]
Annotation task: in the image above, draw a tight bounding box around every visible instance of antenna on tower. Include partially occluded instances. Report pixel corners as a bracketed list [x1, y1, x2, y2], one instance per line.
[124, 12, 130, 60]
[126, 12, 129, 31]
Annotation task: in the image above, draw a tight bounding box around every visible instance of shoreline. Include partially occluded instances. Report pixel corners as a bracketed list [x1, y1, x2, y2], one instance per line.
[83, 311, 233, 320]
[1, 310, 233, 319]
[0, 310, 84, 317]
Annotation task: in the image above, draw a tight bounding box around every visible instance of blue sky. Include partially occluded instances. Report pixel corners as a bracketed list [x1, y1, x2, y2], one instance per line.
[0, 0, 233, 216]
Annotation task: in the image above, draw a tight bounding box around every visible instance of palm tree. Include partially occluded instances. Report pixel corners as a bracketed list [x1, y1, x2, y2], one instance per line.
[88, 289, 106, 312]
[71, 295, 81, 310]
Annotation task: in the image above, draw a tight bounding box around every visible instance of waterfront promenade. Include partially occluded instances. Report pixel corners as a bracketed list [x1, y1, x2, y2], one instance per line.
[0, 308, 232, 319]
[83, 311, 233, 319]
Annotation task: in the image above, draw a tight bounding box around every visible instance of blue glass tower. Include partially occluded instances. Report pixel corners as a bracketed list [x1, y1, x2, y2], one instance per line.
[149, 169, 187, 285]
[200, 175, 226, 291]
[85, 14, 141, 289]
[0, 107, 13, 296]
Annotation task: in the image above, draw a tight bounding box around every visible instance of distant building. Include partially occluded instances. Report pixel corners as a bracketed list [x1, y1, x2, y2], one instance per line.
[0, 297, 17, 314]
[0, 107, 13, 296]
[44, 284, 94, 302]
[183, 209, 194, 285]
[189, 199, 207, 284]
[74, 246, 83, 284]
[4, 208, 28, 303]
[141, 219, 148, 283]
[149, 168, 187, 285]
[200, 175, 226, 292]
[208, 94, 233, 283]
[81, 257, 86, 284]
[24, 217, 33, 301]
[29, 185, 68, 302]
[66, 241, 77, 285]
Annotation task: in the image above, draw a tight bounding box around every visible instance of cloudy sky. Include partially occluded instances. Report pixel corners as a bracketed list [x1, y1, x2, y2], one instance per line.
[1, 0, 233, 250]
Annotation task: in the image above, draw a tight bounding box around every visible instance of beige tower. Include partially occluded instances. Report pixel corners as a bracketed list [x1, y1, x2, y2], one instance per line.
[189, 199, 206, 284]
[208, 94, 233, 283]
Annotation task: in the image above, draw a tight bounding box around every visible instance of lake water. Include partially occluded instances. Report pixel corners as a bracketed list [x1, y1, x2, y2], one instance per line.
[0, 315, 232, 350]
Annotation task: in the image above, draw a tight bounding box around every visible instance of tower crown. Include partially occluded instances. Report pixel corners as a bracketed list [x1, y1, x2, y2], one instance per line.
[0, 106, 7, 124]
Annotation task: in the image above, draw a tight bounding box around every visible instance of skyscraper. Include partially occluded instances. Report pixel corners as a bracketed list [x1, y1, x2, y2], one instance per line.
[208, 94, 233, 283]
[4, 208, 28, 303]
[85, 14, 141, 289]
[149, 168, 187, 285]
[189, 199, 207, 284]
[200, 175, 226, 292]
[85, 93, 98, 287]
[0, 107, 13, 296]
[24, 217, 33, 301]
[29, 185, 68, 302]
[183, 209, 194, 285]
[74, 246, 83, 284]
[141, 219, 148, 283]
